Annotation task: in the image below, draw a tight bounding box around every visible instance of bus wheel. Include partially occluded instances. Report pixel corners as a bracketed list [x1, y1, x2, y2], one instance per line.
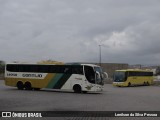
[24, 82, 33, 90]
[82, 91, 87, 94]
[146, 82, 150, 86]
[17, 81, 24, 90]
[128, 82, 131, 87]
[73, 84, 82, 93]
[143, 82, 146, 86]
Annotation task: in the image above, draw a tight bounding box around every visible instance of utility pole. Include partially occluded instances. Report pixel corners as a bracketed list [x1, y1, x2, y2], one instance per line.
[99, 44, 102, 67]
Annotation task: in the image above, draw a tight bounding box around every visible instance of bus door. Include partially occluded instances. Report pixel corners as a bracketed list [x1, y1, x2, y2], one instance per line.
[84, 66, 97, 91]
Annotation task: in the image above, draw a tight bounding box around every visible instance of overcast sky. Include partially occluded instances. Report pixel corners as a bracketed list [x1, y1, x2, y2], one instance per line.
[0, 0, 160, 64]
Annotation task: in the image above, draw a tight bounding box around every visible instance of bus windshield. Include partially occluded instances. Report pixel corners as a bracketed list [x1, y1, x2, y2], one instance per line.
[94, 67, 102, 74]
[113, 71, 127, 82]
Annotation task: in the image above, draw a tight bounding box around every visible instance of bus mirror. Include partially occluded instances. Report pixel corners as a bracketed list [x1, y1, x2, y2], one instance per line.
[96, 71, 101, 80]
[103, 72, 108, 79]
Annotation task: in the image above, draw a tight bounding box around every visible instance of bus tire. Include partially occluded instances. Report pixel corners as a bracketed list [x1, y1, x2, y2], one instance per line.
[34, 88, 41, 91]
[17, 81, 24, 90]
[73, 84, 82, 93]
[128, 82, 131, 87]
[24, 82, 32, 90]
[146, 82, 150, 86]
[143, 82, 146, 86]
[82, 91, 87, 94]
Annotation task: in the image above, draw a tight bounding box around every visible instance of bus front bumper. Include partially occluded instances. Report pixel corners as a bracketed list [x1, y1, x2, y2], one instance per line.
[112, 82, 126, 87]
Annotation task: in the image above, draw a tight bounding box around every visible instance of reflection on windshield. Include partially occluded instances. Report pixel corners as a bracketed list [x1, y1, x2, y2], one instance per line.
[94, 67, 103, 85]
[113, 71, 127, 82]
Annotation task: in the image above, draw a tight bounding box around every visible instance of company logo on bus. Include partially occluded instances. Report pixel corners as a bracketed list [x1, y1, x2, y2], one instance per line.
[22, 74, 42, 78]
[6, 73, 44, 78]
[7, 73, 17, 77]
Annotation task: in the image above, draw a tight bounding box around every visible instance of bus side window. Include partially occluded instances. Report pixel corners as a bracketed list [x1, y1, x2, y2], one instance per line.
[7, 65, 17, 72]
[72, 66, 83, 75]
[64, 66, 72, 74]
[50, 65, 62, 73]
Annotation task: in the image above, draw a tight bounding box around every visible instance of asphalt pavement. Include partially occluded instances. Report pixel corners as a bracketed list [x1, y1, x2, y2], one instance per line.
[0, 80, 160, 120]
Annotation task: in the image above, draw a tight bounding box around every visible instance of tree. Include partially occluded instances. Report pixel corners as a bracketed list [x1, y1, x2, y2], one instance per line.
[0, 61, 5, 74]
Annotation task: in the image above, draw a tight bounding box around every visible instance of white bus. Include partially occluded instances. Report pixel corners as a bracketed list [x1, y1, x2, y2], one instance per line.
[5, 63, 106, 93]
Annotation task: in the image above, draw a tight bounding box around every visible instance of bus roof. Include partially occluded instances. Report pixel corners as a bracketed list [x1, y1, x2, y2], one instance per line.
[115, 69, 152, 72]
[81, 64, 101, 67]
[6, 63, 100, 67]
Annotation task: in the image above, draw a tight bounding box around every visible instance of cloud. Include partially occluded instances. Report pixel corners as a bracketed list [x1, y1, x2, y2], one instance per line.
[0, 0, 160, 64]
[92, 21, 160, 64]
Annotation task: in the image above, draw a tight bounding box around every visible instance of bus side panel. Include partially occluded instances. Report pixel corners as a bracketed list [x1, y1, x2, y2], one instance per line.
[68, 74, 87, 91]
[146, 76, 153, 85]
[36, 73, 56, 88]
[5, 78, 17, 87]
[61, 74, 84, 90]
[128, 77, 139, 85]
[127, 77, 143, 86]
[125, 76, 153, 86]
[61, 74, 101, 92]
[46, 73, 73, 90]
[5, 73, 56, 89]
[46, 73, 63, 89]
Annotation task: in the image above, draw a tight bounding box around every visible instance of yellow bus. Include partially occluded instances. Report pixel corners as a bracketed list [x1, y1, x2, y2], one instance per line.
[113, 69, 153, 87]
[5, 63, 105, 93]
